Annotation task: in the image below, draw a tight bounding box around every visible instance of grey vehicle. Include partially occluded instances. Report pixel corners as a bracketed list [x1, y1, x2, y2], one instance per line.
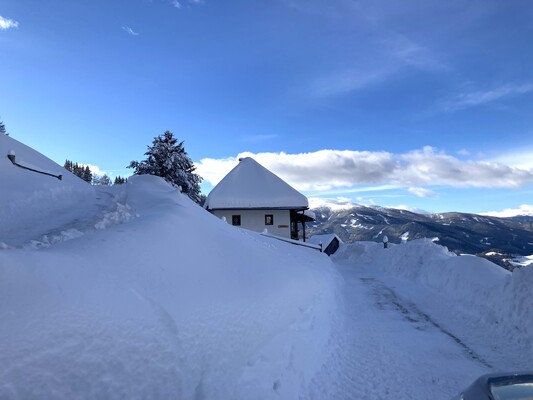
[455, 372, 533, 400]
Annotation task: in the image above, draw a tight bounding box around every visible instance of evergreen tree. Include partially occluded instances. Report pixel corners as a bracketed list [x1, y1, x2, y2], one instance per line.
[64, 160, 73, 172]
[64, 160, 93, 182]
[73, 163, 82, 178]
[198, 193, 207, 206]
[64, 160, 81, 177]
[0, 121, 6, 135]
[114, 176, 127, 185]
[128, 131, 203, 203]
[82, 166, 93, 183]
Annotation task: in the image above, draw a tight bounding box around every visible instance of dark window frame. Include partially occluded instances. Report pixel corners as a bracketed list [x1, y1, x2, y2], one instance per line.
[265, 214, 274, 225]
[232, 215, 241, 226]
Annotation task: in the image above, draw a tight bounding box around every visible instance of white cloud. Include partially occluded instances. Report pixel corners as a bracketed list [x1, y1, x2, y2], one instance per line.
[196, 156, 238, 189]
[308, 197, 431, 214]
[311, 68, 392, 97]
[243, 134, 279, 142]
[308, 34, 449, 99]
[308, 197, 357, 211]
[81, 164, 106, 177]
[492, 149, 533, 171]
[0, 16, 19, 30]
[443, 83, 533, 111]
[391, 205, 431, 214]
[482, 204, 533, 218]
[121, 26, 139, 36]
[196, 147, 533, 192]
[384, 35, 449, 73]
[172, 0, 203, 8]
[308, 185, 400, 197]
[407, 187, 438, 198]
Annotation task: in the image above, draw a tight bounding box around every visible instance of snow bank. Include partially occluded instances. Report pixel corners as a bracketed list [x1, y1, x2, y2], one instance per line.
[334, 239, 533, 346]
[0, 173, 339, 399]
[0, 134, 95, 247]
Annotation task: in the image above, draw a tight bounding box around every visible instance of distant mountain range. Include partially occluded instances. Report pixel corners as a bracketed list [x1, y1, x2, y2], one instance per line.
[308, 206, 533, 268]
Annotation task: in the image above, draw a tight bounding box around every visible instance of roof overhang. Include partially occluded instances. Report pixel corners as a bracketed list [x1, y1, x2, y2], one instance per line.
[291, 209, 315, 222]
[207, 206, 308, 211]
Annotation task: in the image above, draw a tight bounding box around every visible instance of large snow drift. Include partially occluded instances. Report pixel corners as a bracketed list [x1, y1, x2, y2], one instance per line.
[0, 139, 339, 399]
[0, 134, 95, 248]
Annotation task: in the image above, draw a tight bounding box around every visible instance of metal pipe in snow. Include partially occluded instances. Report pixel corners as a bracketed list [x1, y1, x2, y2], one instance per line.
[7, 151, 63, 180]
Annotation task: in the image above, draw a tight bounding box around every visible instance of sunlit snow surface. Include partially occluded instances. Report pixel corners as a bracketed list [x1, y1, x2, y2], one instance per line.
[1, 134, 532, 399]
[0, 135, 339, 399]
[0, 176, 339, 399]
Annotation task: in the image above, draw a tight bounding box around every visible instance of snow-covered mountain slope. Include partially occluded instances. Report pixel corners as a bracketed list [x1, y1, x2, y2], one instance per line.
[0, 140, 339, 399]
[310, 205, 533, 262]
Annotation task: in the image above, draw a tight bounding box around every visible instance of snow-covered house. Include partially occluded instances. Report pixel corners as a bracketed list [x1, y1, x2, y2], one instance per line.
[204, 157, 314, 240]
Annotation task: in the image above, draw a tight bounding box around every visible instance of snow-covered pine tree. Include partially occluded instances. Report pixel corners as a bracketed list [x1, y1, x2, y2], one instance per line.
[128, 131, 203, 203]
[0, 121, 6, 135]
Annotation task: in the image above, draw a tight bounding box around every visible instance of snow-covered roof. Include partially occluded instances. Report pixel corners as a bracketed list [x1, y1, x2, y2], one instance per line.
[302, 209, 316, 220]
[204, 157, 309, 210]
[307, 233, 342, 247]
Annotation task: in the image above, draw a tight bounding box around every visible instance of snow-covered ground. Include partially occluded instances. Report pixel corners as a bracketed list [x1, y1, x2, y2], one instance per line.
[334, 240, 533, 348]
[0, 134, 339, 399]
[1, 134, 531, 399]
[314, 240, 532, 399]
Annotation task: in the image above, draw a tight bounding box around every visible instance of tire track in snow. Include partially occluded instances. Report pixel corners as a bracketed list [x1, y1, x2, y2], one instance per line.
[362, 277, 493, 369]
[304, 263, 488, 400]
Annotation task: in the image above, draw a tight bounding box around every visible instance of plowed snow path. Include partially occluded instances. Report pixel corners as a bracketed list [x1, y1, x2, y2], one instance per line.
[305, 261, 528, 400]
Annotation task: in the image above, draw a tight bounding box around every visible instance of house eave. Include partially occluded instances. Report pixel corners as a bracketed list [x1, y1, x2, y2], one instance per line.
[207, 206, 308, 211]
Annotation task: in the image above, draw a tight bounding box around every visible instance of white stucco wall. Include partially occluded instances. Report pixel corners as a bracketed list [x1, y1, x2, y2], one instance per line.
[212, 209, 291, 238]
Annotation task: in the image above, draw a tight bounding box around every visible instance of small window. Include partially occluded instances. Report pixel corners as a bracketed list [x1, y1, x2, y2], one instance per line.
[232, 215, 241, 226]
[265, 214, 274, 225]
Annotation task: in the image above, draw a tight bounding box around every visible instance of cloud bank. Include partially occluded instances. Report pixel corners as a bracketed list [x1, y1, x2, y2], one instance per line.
[196, 147, 533, 192]
[308, 197, 358, 211]
[482, 204, 533, 218]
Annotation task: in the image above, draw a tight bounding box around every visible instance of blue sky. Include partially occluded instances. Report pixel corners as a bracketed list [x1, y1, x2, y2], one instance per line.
[1, 0, 533, 215]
